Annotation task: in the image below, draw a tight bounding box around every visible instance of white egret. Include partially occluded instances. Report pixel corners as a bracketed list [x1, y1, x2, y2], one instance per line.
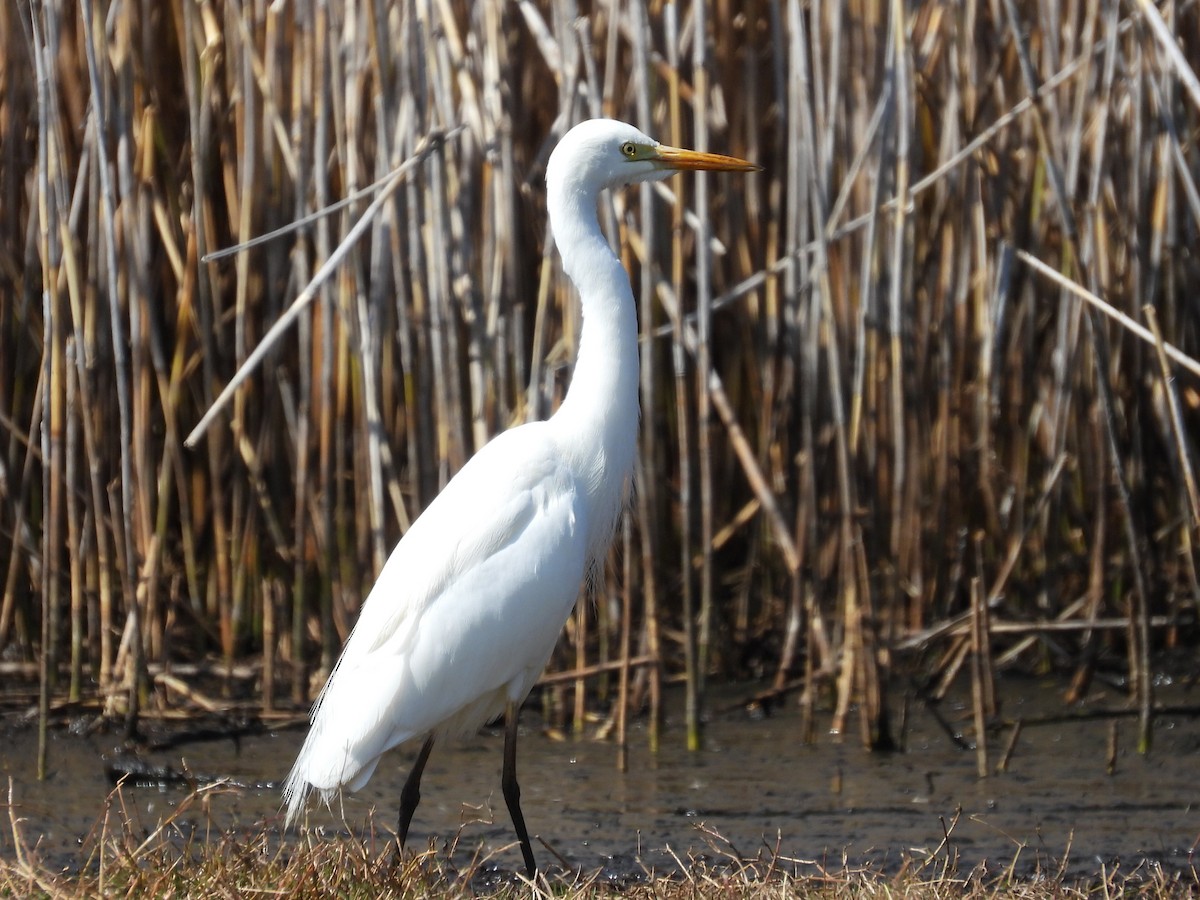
[282, 118, 758, 876]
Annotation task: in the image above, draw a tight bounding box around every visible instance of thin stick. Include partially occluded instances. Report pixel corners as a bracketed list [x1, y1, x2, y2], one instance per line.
[201, 159, 460, 263]
[535, 654, 658, 687]
[184, 129, 461, 448]
[1130, 0, 1200, 114]
[1144, 305, 1200, 536]
[615, 515, 632, 772]
[1015, 249, 1200, 379]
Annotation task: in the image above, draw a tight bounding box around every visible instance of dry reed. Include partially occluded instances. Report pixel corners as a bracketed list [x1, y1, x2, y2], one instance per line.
[2, 781, 1196, 899]
[1, 0, 1198, 767]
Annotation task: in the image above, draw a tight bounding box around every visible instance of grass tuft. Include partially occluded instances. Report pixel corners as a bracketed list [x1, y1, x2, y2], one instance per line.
[3, 782, 1196, 899]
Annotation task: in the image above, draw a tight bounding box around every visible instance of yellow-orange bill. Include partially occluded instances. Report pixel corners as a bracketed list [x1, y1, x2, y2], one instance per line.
[654, 145, 761, 172]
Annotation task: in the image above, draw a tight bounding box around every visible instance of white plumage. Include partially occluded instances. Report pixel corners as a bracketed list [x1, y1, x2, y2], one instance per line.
[283, 426, 587, 802]
[283, 118, 757, 876]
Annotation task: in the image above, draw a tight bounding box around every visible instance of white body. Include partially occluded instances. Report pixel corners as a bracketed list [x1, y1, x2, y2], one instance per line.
[283, 119, 650, 823]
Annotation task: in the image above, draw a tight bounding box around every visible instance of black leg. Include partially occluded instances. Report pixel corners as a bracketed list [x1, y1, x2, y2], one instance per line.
[398, 734, 435, 848]
[501, 701, 538, 878]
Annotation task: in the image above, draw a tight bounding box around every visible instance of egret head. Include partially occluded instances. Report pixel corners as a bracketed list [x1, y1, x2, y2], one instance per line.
[547, 118, 760, 195]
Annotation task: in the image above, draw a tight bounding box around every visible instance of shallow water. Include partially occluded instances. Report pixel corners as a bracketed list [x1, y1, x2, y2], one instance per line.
[2, 679, 1197, 879]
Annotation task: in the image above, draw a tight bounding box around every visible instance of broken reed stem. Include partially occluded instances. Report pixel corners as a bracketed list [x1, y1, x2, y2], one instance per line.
[996, 719, 1022, 774]
[1105, 720, 1119, 776]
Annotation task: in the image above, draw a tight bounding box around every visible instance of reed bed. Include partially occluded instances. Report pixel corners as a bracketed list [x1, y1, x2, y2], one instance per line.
[2, 0, 1198, 764]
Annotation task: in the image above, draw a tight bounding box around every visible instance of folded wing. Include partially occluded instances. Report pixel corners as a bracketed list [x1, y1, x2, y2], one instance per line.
[283, 423, 588, 823]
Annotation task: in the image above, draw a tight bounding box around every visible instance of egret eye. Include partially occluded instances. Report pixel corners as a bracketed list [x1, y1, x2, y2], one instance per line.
[620, 141, 638, 158]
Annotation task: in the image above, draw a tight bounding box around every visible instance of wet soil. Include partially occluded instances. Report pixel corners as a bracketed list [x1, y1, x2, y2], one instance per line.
[2, 678, 1197, 880]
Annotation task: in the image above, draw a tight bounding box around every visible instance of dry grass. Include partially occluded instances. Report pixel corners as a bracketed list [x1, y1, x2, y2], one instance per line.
[1, 783, 1195, 899]
[1, 0, 1199, 761]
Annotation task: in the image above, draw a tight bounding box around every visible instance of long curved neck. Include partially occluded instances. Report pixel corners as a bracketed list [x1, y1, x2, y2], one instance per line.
[547, 181, 640, 550]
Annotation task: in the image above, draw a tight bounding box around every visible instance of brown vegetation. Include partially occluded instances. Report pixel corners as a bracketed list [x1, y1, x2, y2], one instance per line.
[2, 783, 1196, 898]
[1, 0, 1198, 768]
